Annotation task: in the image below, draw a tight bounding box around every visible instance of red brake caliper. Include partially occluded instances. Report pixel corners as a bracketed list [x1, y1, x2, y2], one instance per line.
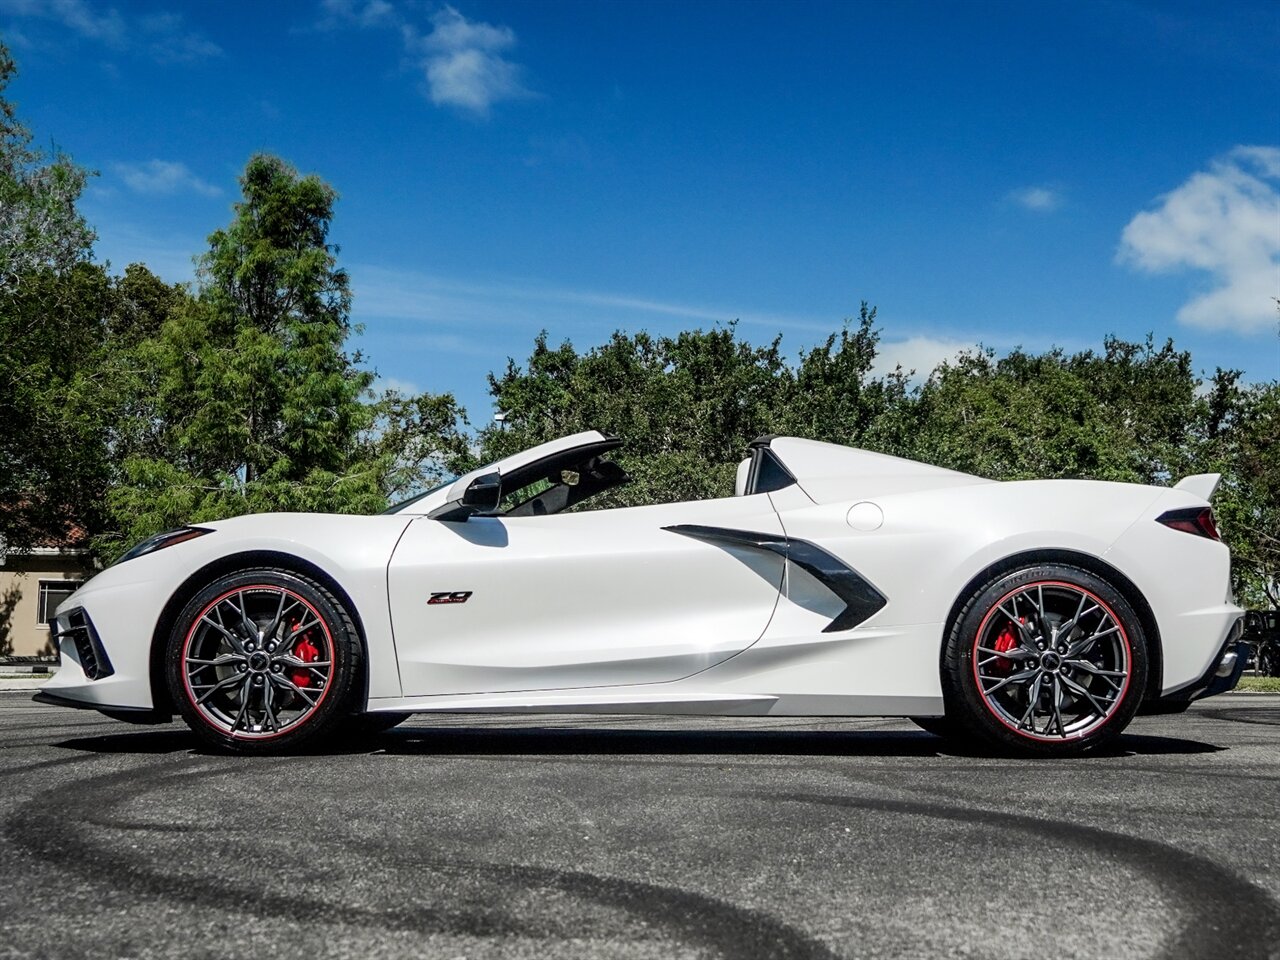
[993, 619, 1022, 670]
[291, 624, 320, 688]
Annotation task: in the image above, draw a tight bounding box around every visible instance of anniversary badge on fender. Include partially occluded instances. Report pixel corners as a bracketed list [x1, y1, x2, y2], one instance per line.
[428, 591, 473, 605]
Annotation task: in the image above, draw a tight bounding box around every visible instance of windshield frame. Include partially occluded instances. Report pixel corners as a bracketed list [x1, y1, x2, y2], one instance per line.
[380, 477, 458, 515]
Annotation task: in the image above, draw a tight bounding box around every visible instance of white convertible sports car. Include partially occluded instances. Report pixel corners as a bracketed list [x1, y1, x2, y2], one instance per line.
[38, 431, 1245, 756]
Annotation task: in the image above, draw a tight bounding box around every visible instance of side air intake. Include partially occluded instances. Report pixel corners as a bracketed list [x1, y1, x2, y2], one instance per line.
[53, 608, 115, 681]
[663, 524, 887, 632]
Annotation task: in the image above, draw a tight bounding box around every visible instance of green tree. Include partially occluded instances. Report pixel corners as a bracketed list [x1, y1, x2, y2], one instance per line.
[367, 386, 472, 507]
[479, 319, 889, 506]
[1214, 377, 1280, 606]
[780, 304, 913, 453]
[898, 337, 1202, 484]
[0, 44, 93, 291]
[96, 265, 195, 473]
[101, 154, 467, 558]
[1067, 335, 1200, 484]
[108, 262, 188, 346]
[0, 41, 108, 552]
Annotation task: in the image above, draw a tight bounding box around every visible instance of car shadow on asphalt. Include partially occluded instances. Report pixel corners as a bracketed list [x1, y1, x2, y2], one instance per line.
[54, 729, 197, 754]
[51, 725, 1226, 759]
[375, 727, 1227, 759]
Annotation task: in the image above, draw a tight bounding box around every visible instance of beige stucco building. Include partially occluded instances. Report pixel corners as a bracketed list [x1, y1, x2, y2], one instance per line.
[0, 547, 91, 657]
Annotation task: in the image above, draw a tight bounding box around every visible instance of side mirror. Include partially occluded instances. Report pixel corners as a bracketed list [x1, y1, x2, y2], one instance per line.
[460, 472, 502, 514]
[428, 471, 502, 522]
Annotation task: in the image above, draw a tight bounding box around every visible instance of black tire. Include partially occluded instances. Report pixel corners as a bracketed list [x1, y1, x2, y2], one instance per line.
[1260, 644, 1280, 679]
[166, 567, 363, 754]
[941, 564, 1148, 757]
[909, 716, 956, 739]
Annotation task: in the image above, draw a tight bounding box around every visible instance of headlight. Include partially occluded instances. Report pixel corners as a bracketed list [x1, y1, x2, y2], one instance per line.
[115, 527, 213, 565]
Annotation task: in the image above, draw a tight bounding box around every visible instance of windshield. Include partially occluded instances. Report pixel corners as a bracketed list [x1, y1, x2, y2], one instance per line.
[380, 477, 458, 515]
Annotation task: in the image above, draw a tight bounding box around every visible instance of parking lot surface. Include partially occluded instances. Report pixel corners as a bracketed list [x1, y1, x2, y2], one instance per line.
[1, 691, 1278, 959]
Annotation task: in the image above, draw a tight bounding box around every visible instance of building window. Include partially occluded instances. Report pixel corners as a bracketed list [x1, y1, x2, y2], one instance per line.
[37, 581, 82, 626]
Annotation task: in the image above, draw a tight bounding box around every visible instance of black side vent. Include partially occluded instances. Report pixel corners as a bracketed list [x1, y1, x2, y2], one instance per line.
[59, 609, 114, 681]
[663, 525, 887, 632]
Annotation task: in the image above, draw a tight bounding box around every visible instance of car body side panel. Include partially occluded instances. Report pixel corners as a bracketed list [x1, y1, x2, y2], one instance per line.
[42, 514, 413, 710]
[770, 478, 1164, 627]
[387, 495, 785, 695]
[766, 477, 1239, 701]
[367, 475, 1240, 716]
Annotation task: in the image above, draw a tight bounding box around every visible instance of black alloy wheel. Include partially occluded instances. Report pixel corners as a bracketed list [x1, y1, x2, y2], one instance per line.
[166, 567, 363, 754]
[942, 563, 1148, 756]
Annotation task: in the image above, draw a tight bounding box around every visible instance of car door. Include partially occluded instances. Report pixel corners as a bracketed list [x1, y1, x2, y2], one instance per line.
[387, 494, 785, 696]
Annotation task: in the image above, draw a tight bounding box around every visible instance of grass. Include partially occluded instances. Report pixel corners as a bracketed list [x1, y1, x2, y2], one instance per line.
[1237, 675, 1280, 693]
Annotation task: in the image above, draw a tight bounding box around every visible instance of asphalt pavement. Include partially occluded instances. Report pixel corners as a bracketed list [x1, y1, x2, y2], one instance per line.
[1, 690, 1278, 960]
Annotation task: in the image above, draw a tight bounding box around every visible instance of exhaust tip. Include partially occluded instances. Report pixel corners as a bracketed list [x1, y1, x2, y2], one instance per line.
[1215, 648, 1239, 679]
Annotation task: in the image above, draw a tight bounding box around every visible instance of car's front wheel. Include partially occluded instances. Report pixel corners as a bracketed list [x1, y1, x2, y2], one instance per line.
[942, 564, 1148, 756]
[166, 568, 362, 754]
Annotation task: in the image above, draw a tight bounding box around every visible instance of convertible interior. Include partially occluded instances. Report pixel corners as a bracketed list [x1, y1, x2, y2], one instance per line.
[421, 433, 800, 521]
[502, 432, 803, 517]
[501, 437, 631, 517]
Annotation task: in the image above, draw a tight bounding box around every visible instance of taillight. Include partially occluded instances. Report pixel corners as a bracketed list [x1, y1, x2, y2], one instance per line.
[1157, 507, 1221, 541]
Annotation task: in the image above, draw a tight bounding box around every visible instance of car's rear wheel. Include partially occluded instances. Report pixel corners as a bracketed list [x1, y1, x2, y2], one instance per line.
[1259, 642, 1280, 678]
[166, 568, 362, 754]
[942, 564, 1148, 756]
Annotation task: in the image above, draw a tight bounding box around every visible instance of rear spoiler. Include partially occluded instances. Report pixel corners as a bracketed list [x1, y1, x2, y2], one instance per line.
[1174, 473, 1221, 500]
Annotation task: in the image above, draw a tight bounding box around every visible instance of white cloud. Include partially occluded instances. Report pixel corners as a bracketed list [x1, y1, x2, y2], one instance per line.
[315, 0, 395, 30]
[114, 160, 221, 198]
[87, 219, 201, 281]
[376, 375, 421, 395]
[405, 6, 530, 115]
[349, 264, 830, 334]
[0, 0, 123, 43]
[0, 0, 218, 63]
[315, 1, 531, 116]
[1119, 145, 1280, 333]
[141, 12, 222, 64]
[1007, 185, 1062, 213]
[3, 24, 30, 48]
[872, 335, 979, 380]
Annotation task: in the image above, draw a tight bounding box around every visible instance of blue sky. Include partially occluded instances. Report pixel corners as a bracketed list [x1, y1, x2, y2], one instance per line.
[4, 0, 1278, 421]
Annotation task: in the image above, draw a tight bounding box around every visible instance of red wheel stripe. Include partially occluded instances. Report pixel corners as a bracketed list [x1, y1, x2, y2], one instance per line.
[181, 584, 337, 741]
[971, 580, 1132, 742]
